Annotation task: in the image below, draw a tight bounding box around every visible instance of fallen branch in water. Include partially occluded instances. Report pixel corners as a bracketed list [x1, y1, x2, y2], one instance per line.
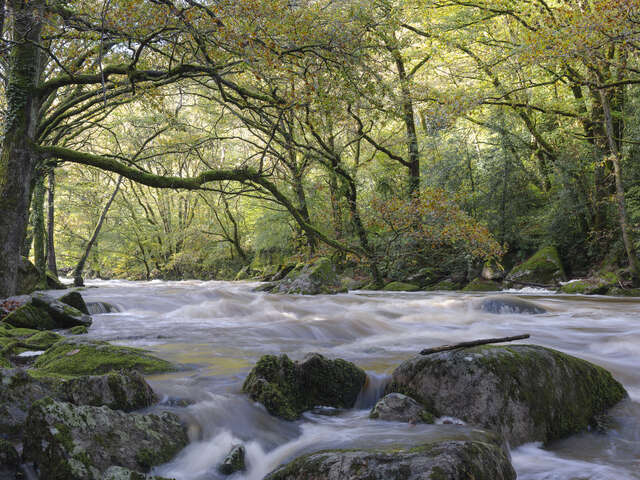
[419, 334, 530, 355]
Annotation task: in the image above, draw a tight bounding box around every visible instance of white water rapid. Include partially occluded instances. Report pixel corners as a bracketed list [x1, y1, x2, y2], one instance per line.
[76, 280, 640, 479]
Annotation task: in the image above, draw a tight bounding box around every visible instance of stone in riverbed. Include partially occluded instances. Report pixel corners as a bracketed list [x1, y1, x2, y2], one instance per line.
[32, 338, 174, 377]
[102, 466, 174, 480]
[478, 295, 546, 314]
[242, 353, 366, 420]
[218, 445, 246, 475]
[23, 398, 188, 479]
[386, 344, 627, 446]
[506, 245, 566, 285]
[276, 258, 345, 295]
[2, 303, 56, 330]
[382, 281, 420, 292]
[59, 291, 90, 315]
[31, 292, 92, 328]
[463, 277, 502, 292]
[264, 437, 515, 480]
[369, 393, 434, 423]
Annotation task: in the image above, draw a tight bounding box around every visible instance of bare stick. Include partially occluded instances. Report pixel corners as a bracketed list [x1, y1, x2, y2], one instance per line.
[420, 334, 530, 355]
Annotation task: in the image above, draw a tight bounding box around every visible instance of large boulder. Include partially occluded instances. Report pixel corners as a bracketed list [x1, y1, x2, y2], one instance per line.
[506, 246, 566, 285]
[265, 438, 515, 480]
[478, 295, 546, 315]
[17, 256, 64, 294]
[32, 292, 92, 328]
[463, 278, 502, 292]
[0, 368, 158, 438]
[102, 466, 174, 480]
[2, 303, 56, 330]
[387, 345, 627, 446]
[559, 272, 620, 295]
[32, 338, 174, 377]
[242, 353, 366, 420]
[382, 281, 420, 292]
[369, 393, 434, 423]
[23, 399, 188, 479]
[276, 258, 345, 295]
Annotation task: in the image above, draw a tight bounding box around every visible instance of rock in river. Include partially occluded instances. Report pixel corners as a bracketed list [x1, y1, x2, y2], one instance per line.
[369, 393, 434, 423]
[243, 353, 366, 420]
[387, 344, 627, 446]
[265, 437, 516, 480]
[23, 398, 188, 479]
[478, 295, 546, 314]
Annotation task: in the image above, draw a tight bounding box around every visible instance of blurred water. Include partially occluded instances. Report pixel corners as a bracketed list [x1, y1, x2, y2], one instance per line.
[76, 280, 640, 479]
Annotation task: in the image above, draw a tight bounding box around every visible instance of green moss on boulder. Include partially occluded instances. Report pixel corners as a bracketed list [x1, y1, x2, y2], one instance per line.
[32, 339, 174, 377]
[59, 291, 90, 315]
[387, 344, 626, 446]
[275, 258, 345, 295]
[3, 304, 56, 330]
[242, 353, 366, 420]
[506, 246, 566, 285]
[383, 281, 420, 292]
[462, 278, 502, 292]
[425, 279, 460, 291]
[70, 325, 88, 335]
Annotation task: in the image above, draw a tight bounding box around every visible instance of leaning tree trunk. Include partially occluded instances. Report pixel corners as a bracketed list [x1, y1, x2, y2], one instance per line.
[0, 0, 44, 297]
[73, 176, 123, 286]
[47, 169, 58, 276]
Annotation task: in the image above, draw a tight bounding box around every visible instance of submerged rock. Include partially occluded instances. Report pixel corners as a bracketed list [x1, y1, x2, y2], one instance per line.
[32, 338, 174, 377]
[506, 246, 566, 285]
[218, 445, 246, 475]
[387, 344, 627, 446]
[369, 393, 434, 423]
[276, 258, 345, 295]
[31, 292, 92, 328]
[23, 398, 188, 479]
[59, 291, 90, 315]
[242, 353, 366, 420]
[265, 438, 515, 480]
[478, 295, 546, 314]
[86, 302, 119, 314]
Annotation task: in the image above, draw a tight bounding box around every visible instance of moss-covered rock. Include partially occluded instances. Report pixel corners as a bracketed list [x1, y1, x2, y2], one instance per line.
[23, 399, 188, 479]
[275, 258, 345, 295]
[70, 325, 88, 335]
[0, 368, 51, 437]
[382, 281, 421, 292]
[607, 287, 640, 297]
[102, 466, 174, 480]
[32, 339, 174, 377]
[242, 353, 366, 420]
[369, 393, 434, 423]
[16, 256, 64, 294]
[560, 272, 620, 295]
[22, 330, 63, 349]
[31, 292, 92, 328]
[478, 295, 546, 314]
[387, 345, 627, 446]
[462, 278, 502, 292]
[424, 279, 460, 291]
[2, 303, 56, 330]
[506, 245, 566, 285]
[59, 291, 90, 315]
[264, 438, 515, 480]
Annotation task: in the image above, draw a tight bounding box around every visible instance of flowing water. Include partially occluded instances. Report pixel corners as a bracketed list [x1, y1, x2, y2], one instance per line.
[75, 280, 640, 479]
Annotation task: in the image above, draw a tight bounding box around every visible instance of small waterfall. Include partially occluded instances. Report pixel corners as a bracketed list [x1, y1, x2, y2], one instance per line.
[354, 372, 390, 409]
[86, 301, 119, 314]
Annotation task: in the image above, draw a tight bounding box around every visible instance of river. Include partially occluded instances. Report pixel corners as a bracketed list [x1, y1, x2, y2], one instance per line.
[76, 280, 640, 479]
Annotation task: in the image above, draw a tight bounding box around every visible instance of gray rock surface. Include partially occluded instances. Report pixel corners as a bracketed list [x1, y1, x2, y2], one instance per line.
[369, 393, 434, 423]
[23, 399, 188, 479]
[478, 295, 546, 314]
[218, 445, 246, 475]
[265, 438, 515, 480]
[32, 292, 92, 328]
[387, 345, 627, 446]
[275, 258, 345, 295]
[59, 291, 90, 315]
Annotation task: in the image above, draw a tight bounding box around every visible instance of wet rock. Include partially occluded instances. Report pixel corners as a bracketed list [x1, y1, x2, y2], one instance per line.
[276, 258, 345, 295]
[264, 438, 515, 480]
[0, 439, 20, 480]
[253, 282, 277, 293]
[424, 278, 460, 291]
[33, 338, 175, 377]
[2, 303, 56, 330]
[21, 331, 63, 349]
[86, 302, 118, 314]
[0, 368, 50, 437]
[59, 291, 90, 315]
[62, 371, 158, 412]
[218, 445, 246, 475]
[70, 325, 89, 335]
[242, 353, 366, 420]
[463, 278, 502, 292]
[17, 257, 64, 294]
[23, 399, 188, 479]
[369, 393, 434, 423]
[559, 272, 620, 295]
[102, 466, 173, 480]
[506, 245, 566, 285]
[481, 260, 505, 281]
[478, 295, 546, 314]
[382, 281, 420, 292]
[31, 292, 92, 328]
[387, 344, 627, 446]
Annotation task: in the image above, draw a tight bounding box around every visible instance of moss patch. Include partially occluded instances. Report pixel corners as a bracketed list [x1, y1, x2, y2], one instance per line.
[507, 245, 566, 285]
[462, 278, 502, 292]
[3, 304, 56, 330]
[383, 281, 420, 292]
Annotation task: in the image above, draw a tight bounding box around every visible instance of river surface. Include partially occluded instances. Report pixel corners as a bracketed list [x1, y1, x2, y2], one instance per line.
[76, 280, 640, 480]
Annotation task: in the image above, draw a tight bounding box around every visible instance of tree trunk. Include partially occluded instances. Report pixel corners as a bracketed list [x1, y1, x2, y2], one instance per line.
[0, 0, 44, 297]
[32, 173, 47, 287]
[47, 169, 58, 276]
[73, 176, 123, 286]
[599, 89, 640, 279]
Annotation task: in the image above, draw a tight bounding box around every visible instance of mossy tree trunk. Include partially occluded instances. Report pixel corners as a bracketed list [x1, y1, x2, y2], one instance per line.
[32, 173, 47, 288]
[0, 0, 44, 297]
[47, 168, 58, 276]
